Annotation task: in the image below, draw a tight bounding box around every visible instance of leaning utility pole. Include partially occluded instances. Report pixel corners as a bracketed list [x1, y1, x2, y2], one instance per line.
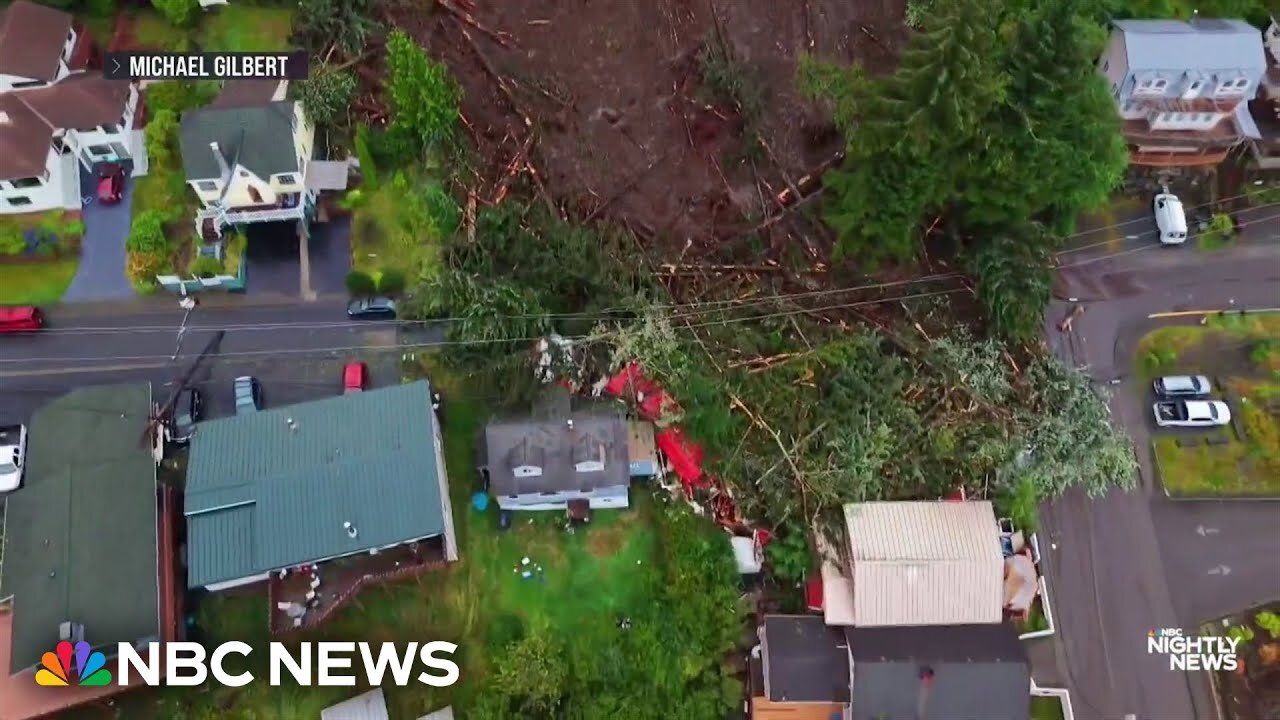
[141, 329, 225, 448]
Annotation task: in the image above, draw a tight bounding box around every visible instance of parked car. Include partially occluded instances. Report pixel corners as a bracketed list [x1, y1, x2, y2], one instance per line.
[234, 376, 263, 415]
[97, 163, 125, 205]
[343, 361, 368, 394]
[168, 387, 204, 445]
[1154, 192, 1187, 245]
[1154, 400, 1231, 428]
[1153, 375, 1212, 398]
[0, 425, 26, 493]
[347, 297, 397, 320]
[0, 306, 44, 333]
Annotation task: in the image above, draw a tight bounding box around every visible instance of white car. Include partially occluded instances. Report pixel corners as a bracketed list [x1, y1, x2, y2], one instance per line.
[1154, 400, 1231, 428]
[1154, 192, 1187, 245]
[1153, 375, 1212, 398]
[0, 424, 27, 493]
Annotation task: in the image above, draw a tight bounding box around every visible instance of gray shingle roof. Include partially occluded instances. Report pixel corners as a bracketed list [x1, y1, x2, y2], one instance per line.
[178, 100, 300, 181]
[482, 388, 630, 496]
[761, 615, 851, 703]
[183, 381, 447, 588]
[322, 688, 389, 720]
[1, 384, 159, 673]
[847, 624, 1030, 720]
[1112, 19, 1266, 72]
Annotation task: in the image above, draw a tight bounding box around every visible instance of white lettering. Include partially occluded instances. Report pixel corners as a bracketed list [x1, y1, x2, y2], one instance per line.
[271, 642, 311, 686]
[210, 641, 253, 687]
[416, 641, 460, 687]
[115, 643, 161, 686]
[167, 643, 208, 686]
[359, 642, 417, 687]
[317, 642, 356, 686]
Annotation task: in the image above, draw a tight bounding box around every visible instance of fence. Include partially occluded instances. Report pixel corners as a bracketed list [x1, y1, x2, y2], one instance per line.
[1019, 534, 1058, 641]
[155, 261, 246, 294]
[269, 560, 449, 636]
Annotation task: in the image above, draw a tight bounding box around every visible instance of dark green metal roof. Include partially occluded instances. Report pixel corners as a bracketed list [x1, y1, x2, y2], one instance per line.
[184, 381, 446, 588]
[2, 384, 159, 673]
[179, 100, 300, 181]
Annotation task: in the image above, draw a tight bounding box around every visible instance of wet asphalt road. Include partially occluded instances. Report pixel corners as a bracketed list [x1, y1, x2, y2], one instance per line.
[1041, 231, 1280, 720]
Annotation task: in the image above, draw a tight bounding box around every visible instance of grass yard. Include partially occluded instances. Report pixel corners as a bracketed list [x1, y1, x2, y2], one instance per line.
[91, 356, 742, 720]
[349, 171, 450, 278]
[0, 259, 78, 305]
[1031, 695, 1066, 720]
[200, 4, 295, 52]
[1136, 314, 1280, 379]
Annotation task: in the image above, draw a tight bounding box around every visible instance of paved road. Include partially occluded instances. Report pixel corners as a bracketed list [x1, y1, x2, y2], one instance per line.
[63, 167, 135, 301]
[1041, 237, 1280, 720]
[0, 297, 437, 424]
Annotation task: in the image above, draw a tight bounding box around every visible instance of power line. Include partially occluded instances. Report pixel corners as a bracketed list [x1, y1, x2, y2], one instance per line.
[1056, 204, 1280, 269]
[0, 287, 968, 366]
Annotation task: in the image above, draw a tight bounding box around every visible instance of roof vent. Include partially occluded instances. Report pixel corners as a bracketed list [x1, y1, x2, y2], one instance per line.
[567, 419, 574, 431]
[286, 417, 297, 431]
[343, 521, 358, 539]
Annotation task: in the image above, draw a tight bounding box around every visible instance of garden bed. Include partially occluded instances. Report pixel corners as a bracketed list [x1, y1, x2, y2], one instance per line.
[0, 211, 85, 303]
[1030, 694, 1067, 720]
[1208, 604, 1280, 720]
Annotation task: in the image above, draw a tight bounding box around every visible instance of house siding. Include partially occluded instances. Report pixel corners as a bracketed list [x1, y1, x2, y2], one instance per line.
[497, 484, 630, 511]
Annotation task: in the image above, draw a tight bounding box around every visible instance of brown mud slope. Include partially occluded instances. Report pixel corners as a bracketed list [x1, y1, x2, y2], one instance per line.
[401, 0, 908, 260]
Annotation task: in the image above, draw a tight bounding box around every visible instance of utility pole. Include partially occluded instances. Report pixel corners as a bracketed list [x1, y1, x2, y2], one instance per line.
[172, 292, 199, 361]
[143, 328, 224, 448]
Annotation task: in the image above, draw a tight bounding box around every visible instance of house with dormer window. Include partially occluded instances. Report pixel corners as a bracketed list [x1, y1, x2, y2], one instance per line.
[480, 386, 633, 511]
[1098, 18, 1266, 167]
[177, 79, 319, 242]
[0, 1, 143, 215]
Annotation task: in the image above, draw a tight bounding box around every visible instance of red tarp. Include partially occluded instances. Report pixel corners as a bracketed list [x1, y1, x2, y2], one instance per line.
[604, 361, 658, 399]
[638, 389, 681, 422]
[805, 576, 824, 612]
[656, 427, 706, 485]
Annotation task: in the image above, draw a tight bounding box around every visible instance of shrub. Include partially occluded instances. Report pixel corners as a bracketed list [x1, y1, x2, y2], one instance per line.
[1250, 339, 1280, 374]
[1197, 213, 1236, 251]
[338, 189, 366, 211]
[144, 109, 180, 168]
[33, 241, 58, 258]
[189, 255, 224, 278]
[297, 65, 357, 129]
[127, 210, 173, 255]
[384, 30, 461, 154]
[146, 80, 219, 115]
[354, 125, 378, 191]
[1257, 611, 1280, 639]
[376, 267, 405, 295]
[152, 0, 196, 28]
[0, 227, 25, 255]
[344, 269, 376, 296]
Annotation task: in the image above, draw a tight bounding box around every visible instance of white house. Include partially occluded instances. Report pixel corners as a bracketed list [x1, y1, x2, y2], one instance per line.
[1098, 18, 1266, 167]
[0, 1, 143, 215]
[178, 80, 320, 240]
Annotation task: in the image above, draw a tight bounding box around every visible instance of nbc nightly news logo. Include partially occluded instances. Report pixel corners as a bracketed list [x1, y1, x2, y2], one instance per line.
[35, 641, 460, 689]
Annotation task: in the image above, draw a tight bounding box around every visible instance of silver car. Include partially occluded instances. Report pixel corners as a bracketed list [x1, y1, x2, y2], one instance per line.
[1153, 375, 1212, 398]
[234, 376, 263, 415]
[1154, 400, 1231, 428]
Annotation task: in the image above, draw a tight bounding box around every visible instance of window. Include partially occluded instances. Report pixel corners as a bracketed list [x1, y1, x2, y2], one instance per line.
[99, 124, 119, 134]
[11, 177, 41, 188]
[1139, 79, 1153, 89]
[1153, 79, 1168, 89]
[7, 196, 32, 206]
[1235, 78, 1249, 88]
[247, 185, 263, 204]
[87, 144, 113, 157]
[11, 79, 45, 89]
[276, 173, 297, 185]
[1188, 80, 1203, 93]
[1200, 113, 1213, 123]
[196, 180, 218, 191]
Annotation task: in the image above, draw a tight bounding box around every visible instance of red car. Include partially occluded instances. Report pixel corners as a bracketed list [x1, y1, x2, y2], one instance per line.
[342, 361, 368, 394]
[0, 306, 44, 333]
[97, 164, 125, 205]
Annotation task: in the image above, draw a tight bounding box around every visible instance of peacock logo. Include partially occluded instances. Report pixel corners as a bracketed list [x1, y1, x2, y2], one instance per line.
[34, 640, 113, 686]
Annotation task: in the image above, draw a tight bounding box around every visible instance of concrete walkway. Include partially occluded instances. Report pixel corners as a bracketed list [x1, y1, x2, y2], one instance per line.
[63, 167, 135, 301]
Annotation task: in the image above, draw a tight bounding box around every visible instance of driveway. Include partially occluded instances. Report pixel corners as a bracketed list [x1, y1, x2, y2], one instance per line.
[307, 217, 352, 295]
[63, 165, 135, 301]
[1040, 237, 1280, 720]
[243, 221, 302, 296]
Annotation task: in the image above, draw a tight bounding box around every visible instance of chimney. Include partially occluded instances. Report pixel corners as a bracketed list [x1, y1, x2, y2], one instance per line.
[0, 111, 10, 124]
[917, 666, 934, 720]
[209, 142, 231, 179]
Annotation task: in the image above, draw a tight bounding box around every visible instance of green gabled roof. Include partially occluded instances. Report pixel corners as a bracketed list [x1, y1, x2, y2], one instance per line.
[184, 381, 446, 588]
[178, 100, 299, 181]
[2, 384, 159, 673]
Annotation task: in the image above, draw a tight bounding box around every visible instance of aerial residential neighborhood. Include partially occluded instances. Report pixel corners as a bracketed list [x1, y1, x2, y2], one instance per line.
[0, 0, 1278, 719]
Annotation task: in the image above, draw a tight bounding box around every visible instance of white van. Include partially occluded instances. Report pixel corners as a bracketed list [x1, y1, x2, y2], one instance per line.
[1154, 192, 1187, 245]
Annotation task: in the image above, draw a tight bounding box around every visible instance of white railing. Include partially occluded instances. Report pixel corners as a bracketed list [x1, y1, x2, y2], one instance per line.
[1030, 682, 1076, 720]
[196, 204, 228, 236]
[1020, 533, 1057, 640]
[223, 206, 305, 224]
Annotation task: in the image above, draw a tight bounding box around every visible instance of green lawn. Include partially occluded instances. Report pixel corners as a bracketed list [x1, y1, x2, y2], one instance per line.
[200, 4, 296, 52]
[0, 259, 78, 305]
[350, 171, 450, 277]
[90, 358, 685, 720]
[1031, 696, 1066, 720]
